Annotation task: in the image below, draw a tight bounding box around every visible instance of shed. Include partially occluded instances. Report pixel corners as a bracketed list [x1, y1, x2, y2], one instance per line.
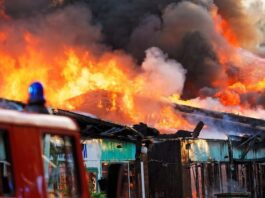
[148, 137, 265, 198]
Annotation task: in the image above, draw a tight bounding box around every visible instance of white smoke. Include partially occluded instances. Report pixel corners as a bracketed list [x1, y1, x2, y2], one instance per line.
[236, 48, 265, 83]
[184, 96, 265, 120]
[141, 47, 186, 97]
[242, 0, 265, 50]
[180, 96, 265, 139]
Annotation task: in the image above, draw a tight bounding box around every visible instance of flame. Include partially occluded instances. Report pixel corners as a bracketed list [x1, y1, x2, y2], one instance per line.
[0, 3, 265, 134]
[215, 90, 241, 106]
[0, 28, 192, 132]
[208, 5, 265, 108]
[211, 6, 239, 47]
[215, 18, 239, 47]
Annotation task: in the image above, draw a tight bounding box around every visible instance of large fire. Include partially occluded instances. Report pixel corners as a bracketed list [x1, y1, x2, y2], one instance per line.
[0, 28, 192, 131]
[0, 1, 264, 132]
[207, 5, 265, 109]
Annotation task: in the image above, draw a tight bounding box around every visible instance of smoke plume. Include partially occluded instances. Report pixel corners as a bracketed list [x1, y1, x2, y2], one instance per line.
[0, 2, 104, 59]
[214, 0, 261, 49]
[141, 47, 186, 97]
[1, 0, 265, 131]
[5, 0, 50, 17]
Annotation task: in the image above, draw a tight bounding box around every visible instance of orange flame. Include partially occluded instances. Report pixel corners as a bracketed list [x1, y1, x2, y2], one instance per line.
[0, 28, 192, 132]
[0, 4, 264, 133]
[211, 6, 239, 47]
[208, 6, 265, 108]
[210, 5, 242, 66]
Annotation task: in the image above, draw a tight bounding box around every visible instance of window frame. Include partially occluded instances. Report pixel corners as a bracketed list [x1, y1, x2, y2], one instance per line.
[40, 130, 82, 197]
[0, 128, 15, 197]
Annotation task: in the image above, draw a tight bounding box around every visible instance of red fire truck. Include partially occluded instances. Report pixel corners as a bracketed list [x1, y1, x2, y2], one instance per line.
[0, 109, 89, 197]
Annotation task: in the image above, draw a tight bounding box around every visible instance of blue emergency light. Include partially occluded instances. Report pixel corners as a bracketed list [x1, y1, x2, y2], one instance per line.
[28, 82, 45, 103]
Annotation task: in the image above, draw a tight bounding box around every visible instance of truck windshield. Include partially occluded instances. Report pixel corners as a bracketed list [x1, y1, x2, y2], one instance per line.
[0, 132, 14, 196]
[42, 134, 79, 198]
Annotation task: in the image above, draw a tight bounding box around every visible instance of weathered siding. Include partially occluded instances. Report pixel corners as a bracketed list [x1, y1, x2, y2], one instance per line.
[148, 140, 185, 198]
[100, 139, 136, 161]
[148, 139, 265, 198]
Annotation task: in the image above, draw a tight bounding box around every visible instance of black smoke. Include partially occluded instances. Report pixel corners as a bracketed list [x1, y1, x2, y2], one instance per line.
[5, 0, 50, 17]
[177, 31, 221, 99]
[2, 0, 263, 103]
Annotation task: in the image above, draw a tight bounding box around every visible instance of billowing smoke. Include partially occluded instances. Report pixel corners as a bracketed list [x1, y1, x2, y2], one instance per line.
[0, 1, 107, 101]
[141, 47, 186, 97]
[214, 0, 261, 49]
[128, 1, 226, 99]
[177, 31, 221, 99]
[4, 0, 73, 17]
[1, 0, 265, 130]
[242, 0, 265, 52]
[0, 0, 7, 18]
[5, 0, 50, 17]
[0, 2, 104, 62]
[2, 0, 257, 102]
[128, 1, 225, 59]
[86, 0, 178, 50]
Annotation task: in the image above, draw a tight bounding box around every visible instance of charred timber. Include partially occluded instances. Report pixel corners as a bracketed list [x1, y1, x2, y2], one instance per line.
[175, 103, 265, 127]
[53, 109, 144, 141]
[174, 103, 265, 136]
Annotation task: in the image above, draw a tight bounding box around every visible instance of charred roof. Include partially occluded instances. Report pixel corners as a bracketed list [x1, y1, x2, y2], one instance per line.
[53, 108, 144, 142]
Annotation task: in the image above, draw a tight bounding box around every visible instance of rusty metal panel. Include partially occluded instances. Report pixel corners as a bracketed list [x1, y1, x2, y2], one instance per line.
[181, 139, 265, 163]
[181, 139, 229, 162]
[148, 138, 265, 198]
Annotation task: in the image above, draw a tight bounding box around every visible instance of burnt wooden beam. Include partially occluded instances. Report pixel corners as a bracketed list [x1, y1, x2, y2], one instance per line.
[53, 108, 144, 140]
[174, 103, 265, 136]
[175, 103, 265, 127]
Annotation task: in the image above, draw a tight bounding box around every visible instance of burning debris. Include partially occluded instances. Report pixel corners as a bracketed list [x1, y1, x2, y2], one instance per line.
[174, 103, 265, 139]
[0, 0, 265, 137]
[56, 108, 265, 198]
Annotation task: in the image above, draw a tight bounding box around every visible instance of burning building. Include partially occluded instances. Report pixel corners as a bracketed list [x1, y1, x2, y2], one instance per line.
[0, 0, 265, 131]
[53, 109, 145, 198]
[147, 136, 265, 198]
[53, 106, 265, 198]
[146, 104, 265, 198]
[1, 0, 265, 197]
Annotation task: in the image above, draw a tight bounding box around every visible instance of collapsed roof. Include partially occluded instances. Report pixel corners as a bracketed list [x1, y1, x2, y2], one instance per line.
[174, 103, 265, 138]
[52, 109, 144, 142]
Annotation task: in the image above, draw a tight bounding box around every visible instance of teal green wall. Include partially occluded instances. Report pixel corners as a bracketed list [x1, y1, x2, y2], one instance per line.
[100, 139, 136, 161]
[182, 139, 265, 162]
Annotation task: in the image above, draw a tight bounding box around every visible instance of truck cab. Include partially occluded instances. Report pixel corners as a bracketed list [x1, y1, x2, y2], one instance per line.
[0, 109, 89, 198]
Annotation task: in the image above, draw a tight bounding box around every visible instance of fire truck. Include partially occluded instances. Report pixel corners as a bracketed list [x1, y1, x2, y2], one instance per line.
[0, 109, 89, 198]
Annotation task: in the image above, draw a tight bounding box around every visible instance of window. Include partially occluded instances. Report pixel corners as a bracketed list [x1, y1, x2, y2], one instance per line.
[42, 134, 79, 197]
[0, 132, 14, 196]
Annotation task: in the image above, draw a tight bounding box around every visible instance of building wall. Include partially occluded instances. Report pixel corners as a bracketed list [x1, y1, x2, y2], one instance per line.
[148, 138, 265, 198]
[148, 140, 185, 198]
[180, 139, 265, 197]
[82, 138, 137, 196]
